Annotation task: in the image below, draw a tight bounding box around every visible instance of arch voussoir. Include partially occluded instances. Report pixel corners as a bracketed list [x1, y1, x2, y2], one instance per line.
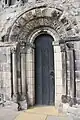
[8, 7, 74, 42]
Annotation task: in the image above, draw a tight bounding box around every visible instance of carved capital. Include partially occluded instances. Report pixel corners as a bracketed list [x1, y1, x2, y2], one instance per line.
[20, 41, 26, 48]
[60, 44, 66, 52]
[11, 46, 17, 53]
[66, 43, 74, 50]
[20, 41, 26, 53]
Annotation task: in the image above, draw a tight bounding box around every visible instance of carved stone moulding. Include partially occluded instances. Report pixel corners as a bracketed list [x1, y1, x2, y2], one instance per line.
[7, 6, 74, 42]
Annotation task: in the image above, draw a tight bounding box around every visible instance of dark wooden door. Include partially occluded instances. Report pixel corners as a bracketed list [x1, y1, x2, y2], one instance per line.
[35, 34, 55, 105]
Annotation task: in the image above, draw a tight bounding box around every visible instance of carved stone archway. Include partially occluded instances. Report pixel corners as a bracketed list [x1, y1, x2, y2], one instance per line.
[7, 6, 74, 106]
[8, 6, 73, 42]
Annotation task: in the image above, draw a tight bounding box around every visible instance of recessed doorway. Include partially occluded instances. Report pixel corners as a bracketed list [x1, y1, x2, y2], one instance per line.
[35, 34, 55, 105]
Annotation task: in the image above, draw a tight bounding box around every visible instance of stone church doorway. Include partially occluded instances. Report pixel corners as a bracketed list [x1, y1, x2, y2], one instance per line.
[35, 34, 55, 105]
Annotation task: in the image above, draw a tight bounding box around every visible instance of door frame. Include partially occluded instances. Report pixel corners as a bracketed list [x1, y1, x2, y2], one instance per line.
[26, 28, 63, 106]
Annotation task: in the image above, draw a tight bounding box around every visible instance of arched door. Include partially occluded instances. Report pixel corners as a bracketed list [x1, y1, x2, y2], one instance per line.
[35, 34, 55, 105]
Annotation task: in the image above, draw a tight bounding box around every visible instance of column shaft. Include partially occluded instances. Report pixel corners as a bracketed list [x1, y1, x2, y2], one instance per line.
[12, 52, 17, 97]
[21, 53, 26, 95]
[26, 48, 35, 105]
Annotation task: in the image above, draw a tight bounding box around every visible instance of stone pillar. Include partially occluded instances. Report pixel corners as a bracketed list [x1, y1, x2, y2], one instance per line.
[12, 48, 17, 100]
[21, 53, 26, 95]
[69, 49, 76, 99]
[26, 48, 35, 106]
[60, 44, 67, 96]
[60, 42, 76, 104]
[52, 41, 63, 106]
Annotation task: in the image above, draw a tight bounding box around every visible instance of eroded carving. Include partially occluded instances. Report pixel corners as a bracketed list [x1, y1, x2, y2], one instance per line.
[8, 7, 73, 42]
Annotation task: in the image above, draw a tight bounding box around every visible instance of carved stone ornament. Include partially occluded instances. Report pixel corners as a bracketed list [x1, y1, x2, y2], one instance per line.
[11, 46, 17, 53]
[66, 43, 74, 49]
[60, 44, 66, 52]
[7, 7, 74, 43]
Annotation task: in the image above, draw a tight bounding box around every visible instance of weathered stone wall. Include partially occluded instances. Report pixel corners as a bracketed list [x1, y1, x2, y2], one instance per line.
[0, 0, 80, 41]
[0, 46, 11, 101]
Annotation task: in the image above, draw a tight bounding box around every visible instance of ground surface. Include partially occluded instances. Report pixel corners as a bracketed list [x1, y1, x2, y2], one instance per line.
[15, 106, 70, 120]
[0, 102, 20, 120]
[0, 104, 80, 120]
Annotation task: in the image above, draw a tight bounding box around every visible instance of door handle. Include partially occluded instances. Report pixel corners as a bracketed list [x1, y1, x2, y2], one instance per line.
[50, 70, 54, 76]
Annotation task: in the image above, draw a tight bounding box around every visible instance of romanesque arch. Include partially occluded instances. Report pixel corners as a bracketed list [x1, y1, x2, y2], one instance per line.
[8, 6, 73, 42]
[6, 6, 75, 106]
